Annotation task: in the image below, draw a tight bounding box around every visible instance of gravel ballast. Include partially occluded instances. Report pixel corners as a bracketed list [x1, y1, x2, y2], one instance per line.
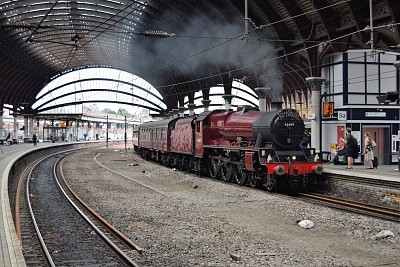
[63, 147, 400, 267]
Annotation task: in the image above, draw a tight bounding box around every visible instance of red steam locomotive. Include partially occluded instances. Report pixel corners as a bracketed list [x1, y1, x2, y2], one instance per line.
[134, 105, 323, 192]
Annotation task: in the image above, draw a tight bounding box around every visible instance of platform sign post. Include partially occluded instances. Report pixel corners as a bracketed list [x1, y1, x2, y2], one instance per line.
[398, 130, 400, 171]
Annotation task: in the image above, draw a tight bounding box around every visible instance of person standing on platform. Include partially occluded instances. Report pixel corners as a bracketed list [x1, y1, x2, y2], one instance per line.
[299, 130, 311, 149]
[32, 132, 38, 146]
[5, 132, 10, 145]
[344, 127, 358, 169]
[364, 132, 376, 169]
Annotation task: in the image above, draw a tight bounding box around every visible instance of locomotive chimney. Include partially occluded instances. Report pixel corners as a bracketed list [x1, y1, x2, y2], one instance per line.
[271, 101, 283, 111]
[222, 94, 234, 111]
[254, 87, 269, 112]
[264, 87, 282, 111]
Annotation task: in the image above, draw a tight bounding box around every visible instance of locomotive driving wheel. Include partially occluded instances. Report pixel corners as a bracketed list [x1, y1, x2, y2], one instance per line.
[181, 157, 189, 171]
[220, 163, 230, 182]
[223, 163, 235, 182]
[208, 157, 220, 179]
[265, 174, 277, 192]
[235, 169, 248, 185]
[247, 173, 259, 188]
[161, 155, 167, 165]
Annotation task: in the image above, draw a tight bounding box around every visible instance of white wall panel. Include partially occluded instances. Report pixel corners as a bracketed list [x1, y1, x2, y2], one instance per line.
[348, 94, 364, 104]
[380, 52, 399, 63]
[333, 64, 344, 92]
[366, 64, 379, 92]
[367, 94, 379, 104]
[380, 65, 397, 93]
[333, 94, 343, 107]
[348, 63, 365, 92]
[348, 51, 365, 62]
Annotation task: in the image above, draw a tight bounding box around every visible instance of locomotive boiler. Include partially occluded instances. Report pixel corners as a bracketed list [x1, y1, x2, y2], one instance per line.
[135, 105, 323, 192]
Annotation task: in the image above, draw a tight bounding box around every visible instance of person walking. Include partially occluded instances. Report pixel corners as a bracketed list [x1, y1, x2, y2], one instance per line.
[32, 132, 38, 146]
[364, 132, 376, 169]
[344, 127, 358, 169]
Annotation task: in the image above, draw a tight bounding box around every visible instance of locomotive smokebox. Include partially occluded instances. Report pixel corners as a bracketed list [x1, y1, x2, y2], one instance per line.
[254, 87, 269, 112]
[253, 108, 304, 149]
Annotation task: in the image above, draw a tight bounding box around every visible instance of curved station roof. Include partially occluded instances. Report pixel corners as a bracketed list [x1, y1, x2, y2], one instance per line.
[0, 0, 399, 115]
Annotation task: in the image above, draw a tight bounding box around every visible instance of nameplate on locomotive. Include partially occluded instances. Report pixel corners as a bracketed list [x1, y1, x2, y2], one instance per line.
[277, 109, 301, 120]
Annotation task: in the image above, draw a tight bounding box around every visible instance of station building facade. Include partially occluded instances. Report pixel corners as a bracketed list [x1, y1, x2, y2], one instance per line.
[321, 50, 399, 165]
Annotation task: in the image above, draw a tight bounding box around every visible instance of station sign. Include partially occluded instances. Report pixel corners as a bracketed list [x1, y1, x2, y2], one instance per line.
[365, 112, 386, 117]
[322, 102, 334, 116]
[338, 111, 347, 120]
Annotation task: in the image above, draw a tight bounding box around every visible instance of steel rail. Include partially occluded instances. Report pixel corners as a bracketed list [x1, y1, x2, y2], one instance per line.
[59, 155, 143, 254]
[299, 192, 400, 222]
[54, 154, 141, 267]
[26, 153, 59, 267]
[15, 156, 46, 240]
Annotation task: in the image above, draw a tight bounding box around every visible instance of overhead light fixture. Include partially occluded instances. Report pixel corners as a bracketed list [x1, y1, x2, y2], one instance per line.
[376, 91, 400, 104]
[1, 22, 51, 30]
[140, 30, 175, 38]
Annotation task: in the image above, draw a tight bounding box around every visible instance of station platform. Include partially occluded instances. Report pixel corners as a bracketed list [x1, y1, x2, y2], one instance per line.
[0, 142, 55, 267]
[0, 141, 114, 267]
[323, 163, 400, 183]
[0, 143, 399, 266]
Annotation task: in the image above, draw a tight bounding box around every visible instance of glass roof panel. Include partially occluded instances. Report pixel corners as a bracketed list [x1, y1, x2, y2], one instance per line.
[32, 67, 166, 114]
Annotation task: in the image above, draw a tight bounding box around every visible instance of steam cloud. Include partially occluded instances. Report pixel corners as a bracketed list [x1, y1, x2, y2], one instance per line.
[131, 11, 283, 95]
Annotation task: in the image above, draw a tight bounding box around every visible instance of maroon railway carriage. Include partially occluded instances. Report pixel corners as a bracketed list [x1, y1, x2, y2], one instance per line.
[135, 107, 323, 192]
[137, 117, 179, 160]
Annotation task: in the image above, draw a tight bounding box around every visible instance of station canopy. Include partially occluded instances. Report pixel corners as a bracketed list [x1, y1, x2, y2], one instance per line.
[0, 0, 399, 115]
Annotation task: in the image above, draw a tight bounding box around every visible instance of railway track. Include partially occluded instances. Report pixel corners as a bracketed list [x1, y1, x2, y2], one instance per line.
[15, 149, 144, 266]
[327, 173, 400, 190]
[298, 192, 400, 222]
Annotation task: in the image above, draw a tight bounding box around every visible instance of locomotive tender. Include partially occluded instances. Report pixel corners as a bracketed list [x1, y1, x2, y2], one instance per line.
[134, 105, 323, 192]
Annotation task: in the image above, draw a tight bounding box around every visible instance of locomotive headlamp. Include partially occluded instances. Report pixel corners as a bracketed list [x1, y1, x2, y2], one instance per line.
[292, 155, 296, 161]
[274, 165, 285, 175]
[312, 164, 324, 175]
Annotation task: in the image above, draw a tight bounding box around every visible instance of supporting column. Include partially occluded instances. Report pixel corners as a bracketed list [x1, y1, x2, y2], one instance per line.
[188, 103, 196, 116]
[29, 116, 34, 138]
[13, 110, 18, 142]
[0, 109, 3, 140]
[222, 94, 234, 111]
[306, 77, 325, 153]
[394, 61, 400, 171]
[201, 99, 211, 112]
[254, 87, 269, 112]
[172, 108, 179, 118]
[24, 115, 28, 138]
[178, 106, 185, 117]
[394, 60, 400, 105]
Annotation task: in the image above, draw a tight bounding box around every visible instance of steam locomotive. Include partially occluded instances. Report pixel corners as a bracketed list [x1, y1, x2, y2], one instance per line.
[134, 104, 323, 192]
